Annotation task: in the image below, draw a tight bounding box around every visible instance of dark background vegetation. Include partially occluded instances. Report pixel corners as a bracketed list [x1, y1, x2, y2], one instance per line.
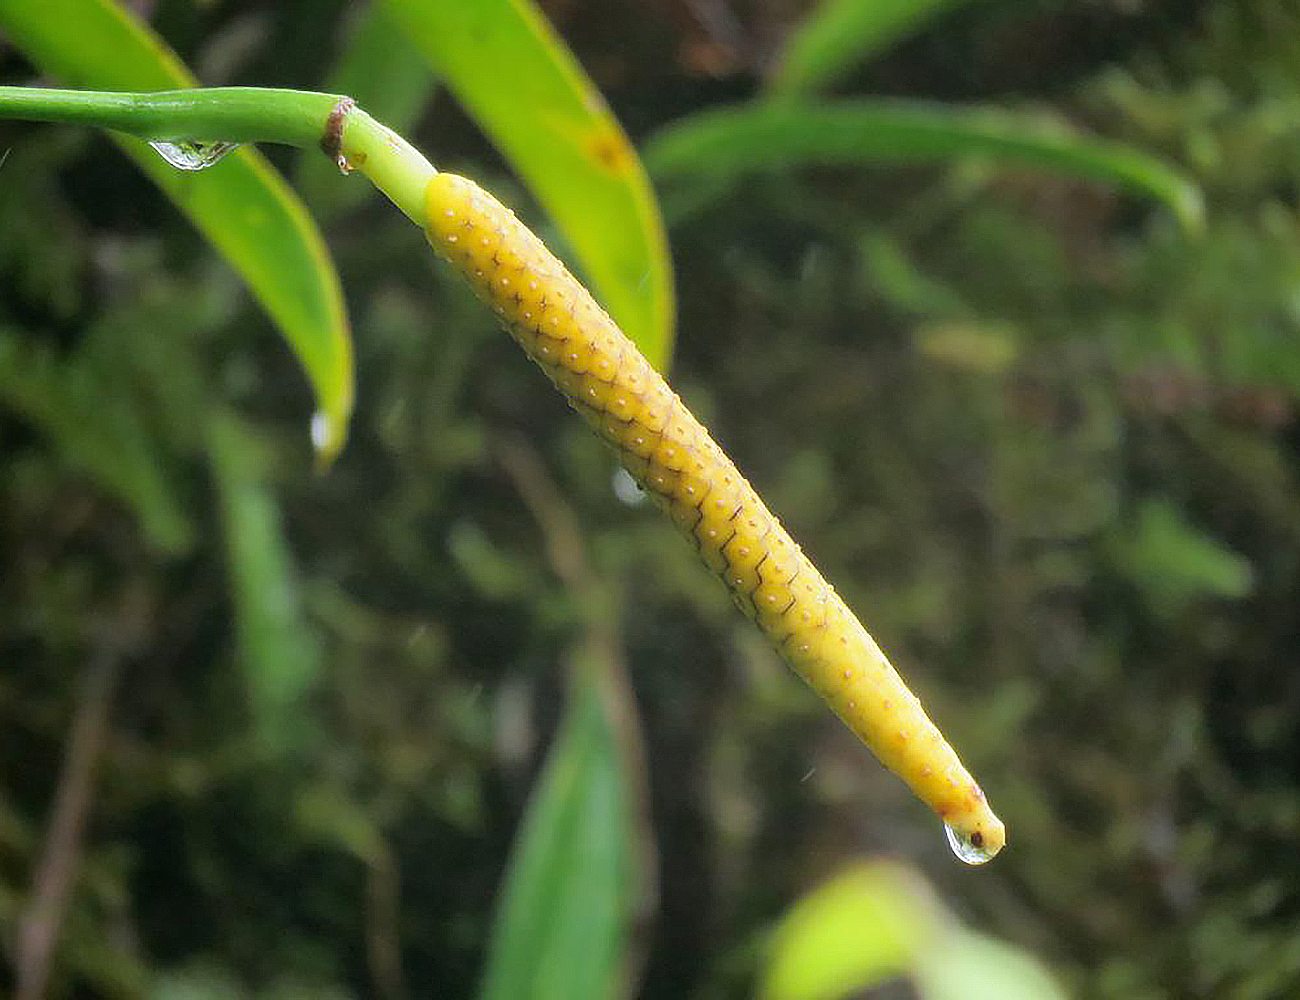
[4, 0, 1300, 997]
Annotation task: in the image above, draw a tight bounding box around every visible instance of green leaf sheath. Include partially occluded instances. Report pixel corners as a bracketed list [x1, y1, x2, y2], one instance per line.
[424, 172, 1006, 860]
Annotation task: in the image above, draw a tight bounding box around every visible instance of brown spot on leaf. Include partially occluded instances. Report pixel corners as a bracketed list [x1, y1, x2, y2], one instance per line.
[587, 131, 633, 174]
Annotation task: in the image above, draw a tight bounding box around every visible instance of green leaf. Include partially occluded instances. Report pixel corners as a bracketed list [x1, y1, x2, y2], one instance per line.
[769, 0, 978, 97]
[479, 671, 636, 1000]
[913, 320, 1019, 373]
[761, 863, 926, 1000]
[647, 100, 1204, 232]
[208, 412, 322, 753]
[761, 863, 1068, 1000]
[149, 964, 357, 1000]
[913, 930, 1068, 1000]
[293, 784, 386, 864]
[859, 230, 969, 318]
[295, 4, 435, 220]
[0, 0, 354, 459]
[381, 0, 675, 370]
[1115, 496, 1254, 616]
[150, 964, 250, 1000]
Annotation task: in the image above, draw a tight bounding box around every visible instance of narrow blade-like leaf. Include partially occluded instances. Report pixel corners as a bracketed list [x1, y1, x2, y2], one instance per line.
[769, 0, 979, 98]
[382, 0, 675, 369]
[479, 671, 637, 1000]
[208, 411, 321, 753]
[647, 100, 1204, 231]
[0, 0, 354, 458]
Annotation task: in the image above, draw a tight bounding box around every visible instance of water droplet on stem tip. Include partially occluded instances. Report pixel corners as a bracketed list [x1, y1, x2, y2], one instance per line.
[945, 822, 998, 865]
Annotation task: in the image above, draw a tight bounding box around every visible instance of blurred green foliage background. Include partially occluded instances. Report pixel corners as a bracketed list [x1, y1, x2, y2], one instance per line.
[3, 1, 1300, 998]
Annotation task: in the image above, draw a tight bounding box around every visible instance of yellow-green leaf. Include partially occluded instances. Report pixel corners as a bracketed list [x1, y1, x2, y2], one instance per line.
[762, 863, 928, 1000]
[762, 863, 1069, 1000]
[381, 0, 675, 370]
[0, 0, 354, 459]
[914, 929, 1068, 1000]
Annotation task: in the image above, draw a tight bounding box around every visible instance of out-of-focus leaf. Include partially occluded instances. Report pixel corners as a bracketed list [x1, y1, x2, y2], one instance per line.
[149, 965, 356, 1000]
[914, 320, 1018, 373]
[0, 131, 87, 319]
[150, 964, 249, 1000]
[381, 0, 675, 370]
[914, 929, 1068, 1000]
[448, 519, 535, 599]
[647, 100, 1204, 232]
[295, 4, 434, 219]
[208, 412, 321, 752]
[0, 0, 354, 459]
[0, 327, 193, 553]
[769, 0, 978, 97]
[761, 863, 1068, 1000]
[479, 670, 636, 1000]
[1115, 496, 1254, 616]
[762, 863, 924, 1000]
[859, 230, 969, 317]
[294, 785, 386, 864]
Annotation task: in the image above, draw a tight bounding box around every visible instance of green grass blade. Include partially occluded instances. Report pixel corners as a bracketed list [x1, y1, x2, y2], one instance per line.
[208, 412, 322, 754]
[768, 0, 979, 97]
[295, 4, 434, 220]
[479, 670, 637, 1000]
[382, 0, 675, 370]
[0, 0, 354, 460]
[647, 100, 1204, 232]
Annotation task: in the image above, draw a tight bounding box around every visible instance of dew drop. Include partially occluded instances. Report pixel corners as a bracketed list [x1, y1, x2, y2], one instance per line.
[310, 411, 332, 453]
[611, 467, 645, 506]
[149, 139, 238, 170]
[944, 822, 997, 865]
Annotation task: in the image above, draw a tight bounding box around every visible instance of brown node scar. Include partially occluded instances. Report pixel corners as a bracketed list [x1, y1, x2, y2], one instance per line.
[320, 96, 357, 173]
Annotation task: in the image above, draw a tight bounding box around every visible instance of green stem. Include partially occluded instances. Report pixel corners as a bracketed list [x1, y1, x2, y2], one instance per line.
[337, 107, 433, 226]
[0, 85, 435, 224]
[0, 86, 337, 143]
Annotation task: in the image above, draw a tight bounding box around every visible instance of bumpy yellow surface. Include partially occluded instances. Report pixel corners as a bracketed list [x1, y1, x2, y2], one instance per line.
[424, 172, 1005, 861]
